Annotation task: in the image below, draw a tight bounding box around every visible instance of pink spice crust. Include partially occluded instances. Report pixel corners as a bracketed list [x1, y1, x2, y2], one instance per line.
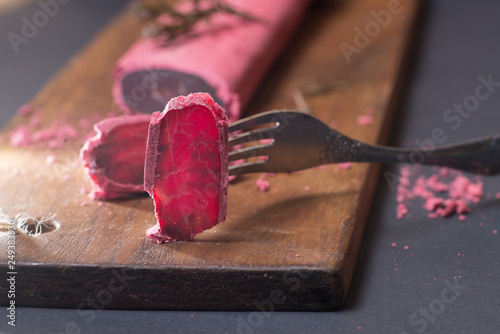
[80, 114, 151, 200]
[113, 0, 311, 121]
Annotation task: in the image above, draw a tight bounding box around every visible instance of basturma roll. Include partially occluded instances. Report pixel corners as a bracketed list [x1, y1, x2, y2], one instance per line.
[113, 0, 312, 121]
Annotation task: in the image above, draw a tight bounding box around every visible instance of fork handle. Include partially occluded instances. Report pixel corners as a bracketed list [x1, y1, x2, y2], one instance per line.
[340, 135, 500, 175]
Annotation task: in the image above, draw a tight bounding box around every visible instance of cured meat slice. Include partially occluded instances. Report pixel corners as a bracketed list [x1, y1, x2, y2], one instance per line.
[80, 114, 151, 200]
[144, 93, 228, 242]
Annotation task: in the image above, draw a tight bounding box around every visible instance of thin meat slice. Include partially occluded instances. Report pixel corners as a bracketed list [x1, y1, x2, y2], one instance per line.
[80, 114, 151, 200]
[145, 93, 228, 242]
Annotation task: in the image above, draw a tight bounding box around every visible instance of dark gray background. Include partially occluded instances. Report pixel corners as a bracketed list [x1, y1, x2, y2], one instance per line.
[1, 0, 499, 333]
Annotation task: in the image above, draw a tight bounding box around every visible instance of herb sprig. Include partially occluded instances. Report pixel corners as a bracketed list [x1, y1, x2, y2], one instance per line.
[133, 0, 254, 41]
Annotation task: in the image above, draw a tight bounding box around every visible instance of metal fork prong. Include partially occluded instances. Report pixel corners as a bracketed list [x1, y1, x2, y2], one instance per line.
[228, 160, 268, 176]
[228, 110, 286, 133]
[228, 127, 275, 147]
[228, 144, 272, 162]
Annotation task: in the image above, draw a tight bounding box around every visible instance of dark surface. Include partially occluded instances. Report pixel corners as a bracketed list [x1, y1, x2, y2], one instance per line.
[0, 0, 499, 333]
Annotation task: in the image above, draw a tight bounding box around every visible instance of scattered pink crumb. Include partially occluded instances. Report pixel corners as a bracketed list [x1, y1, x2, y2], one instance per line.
[387, 278, 390, 280]
[80, 202, 88, 207]
[439, 167, 449, 177]
[295, 254, 300, 257]
[17, 103, 40, 116]
[79, 187, 86, 195]
[436, 199, 457, 217]
[404, 245, 409, 250]
[395, 269, 398, 272]
[429, 284, 432, 286]
[457, 253, 461, 256]
[336, 162, 352, 170]
[495, 193, 500, 199]
[480, 222, 484, 227]
[108, 211, 113, 215]
[397, 203, 409, 219]
[423, 197, 444, 211]
[191, 315, 194, 318]
[358, 326, 362, 330]
[9, 126, 31, 147]
[493, 229, 498, 235]
[357, 115, 374, 125]
[458, 215, 467, 221]
[304, 186, 310, 191]
[98, 201, 103, 207]
[256, 178, 270, 192]
[434, 277, 437, 280]
[391, 243, 397, 247]
[46, 155, 56, 165]
[62, 174, 70, 181]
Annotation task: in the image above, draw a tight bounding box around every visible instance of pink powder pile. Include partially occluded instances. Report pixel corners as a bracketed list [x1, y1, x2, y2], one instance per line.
[396, 166, 483, 219]
[8, 104, 116, 149]
[9, 120, 79, 149]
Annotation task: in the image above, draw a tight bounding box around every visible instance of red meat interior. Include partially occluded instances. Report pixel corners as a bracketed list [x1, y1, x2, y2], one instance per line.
[152, 105, 222, 240]
[95, 122, 150, 186]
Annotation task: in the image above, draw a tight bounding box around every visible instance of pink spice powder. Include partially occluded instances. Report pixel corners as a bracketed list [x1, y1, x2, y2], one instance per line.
[256, 176, 270, 192]
[8, 104, 114, 150]
[357, 115, 374, 126]
[336, 162, 352, 170]
[396, 166, 484, 219]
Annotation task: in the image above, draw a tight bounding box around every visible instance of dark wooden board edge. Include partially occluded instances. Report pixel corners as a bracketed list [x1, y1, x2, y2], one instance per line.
[12, 264, 343, 311]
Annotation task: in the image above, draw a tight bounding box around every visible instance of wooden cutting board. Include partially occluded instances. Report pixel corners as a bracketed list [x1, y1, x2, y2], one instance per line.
[0, 0, 421, 310]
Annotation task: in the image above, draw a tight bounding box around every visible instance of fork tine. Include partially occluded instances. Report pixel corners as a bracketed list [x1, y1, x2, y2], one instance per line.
[228, 160, 268, 176]
[228, 110, 285, 133]
[228, 144, 272, 162]
[228, 127, 275, 147]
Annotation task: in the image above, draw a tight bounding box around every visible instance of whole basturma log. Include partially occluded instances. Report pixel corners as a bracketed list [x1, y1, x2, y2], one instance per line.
[113, 0, 312, 121]
[144, 93, 228, 242]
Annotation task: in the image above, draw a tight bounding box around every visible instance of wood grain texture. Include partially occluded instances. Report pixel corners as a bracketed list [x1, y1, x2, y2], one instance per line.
[0, 0, 421, 310]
